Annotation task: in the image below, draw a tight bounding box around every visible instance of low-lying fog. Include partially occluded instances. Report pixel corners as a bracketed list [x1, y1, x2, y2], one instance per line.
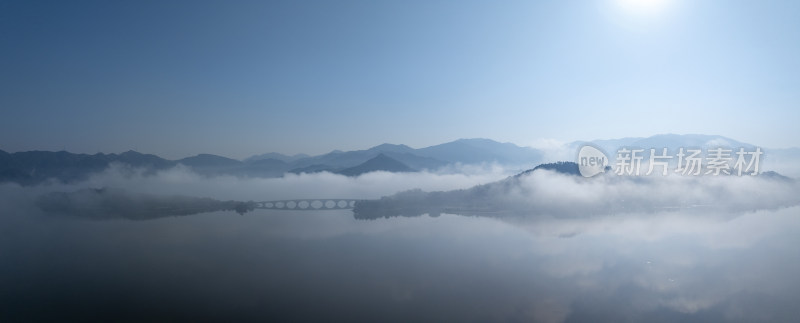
[1, 164, 798, 322]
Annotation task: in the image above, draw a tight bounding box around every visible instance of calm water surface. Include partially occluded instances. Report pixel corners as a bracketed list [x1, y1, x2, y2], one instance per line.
[2, 200, 799, 322]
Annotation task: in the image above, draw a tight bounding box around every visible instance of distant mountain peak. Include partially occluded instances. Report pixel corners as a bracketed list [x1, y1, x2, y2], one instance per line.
[244, 152, 309, 163]
[337, 153, 415, 176]
[368, 143, 414, 153]
[118, 150, 146, 158]
[515, 161, 581, 177]
[178, 154, 242, 168]
[455, 138, 498, 143]
[416, 138, 542, 165]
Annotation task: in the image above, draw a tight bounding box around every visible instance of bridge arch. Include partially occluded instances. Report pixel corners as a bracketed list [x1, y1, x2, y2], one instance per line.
[256, 199, 358, 210]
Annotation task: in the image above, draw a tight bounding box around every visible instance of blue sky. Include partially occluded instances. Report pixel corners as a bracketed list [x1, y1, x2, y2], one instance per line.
[1, 0, 798, 159]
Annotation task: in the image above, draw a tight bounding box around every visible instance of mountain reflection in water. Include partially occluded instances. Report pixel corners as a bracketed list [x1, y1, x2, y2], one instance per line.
[4, 183, 800, 322]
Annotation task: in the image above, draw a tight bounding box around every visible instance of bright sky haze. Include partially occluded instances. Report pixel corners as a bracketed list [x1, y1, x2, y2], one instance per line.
[2, 0, 798, 159]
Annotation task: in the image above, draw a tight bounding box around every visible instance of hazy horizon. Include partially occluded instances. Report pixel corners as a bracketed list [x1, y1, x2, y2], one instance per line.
[3, 133, 797, 161]
[3, 1, 800, 159]
[2, 1, 799, 321]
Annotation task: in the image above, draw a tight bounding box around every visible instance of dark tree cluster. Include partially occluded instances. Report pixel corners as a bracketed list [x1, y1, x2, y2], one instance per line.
[36, 188, 257, 220]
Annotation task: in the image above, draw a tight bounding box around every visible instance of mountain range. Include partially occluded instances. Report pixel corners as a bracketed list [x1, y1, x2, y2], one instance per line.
[0, 138, 543, 185]
[1, 134, 797, 185]
[352, 158, 799, 220]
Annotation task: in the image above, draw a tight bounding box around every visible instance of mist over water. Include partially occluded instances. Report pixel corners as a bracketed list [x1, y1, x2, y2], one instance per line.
[4, 0, 800, 321]
[1, 166, 799, 322]
[81, 163, 515, 200]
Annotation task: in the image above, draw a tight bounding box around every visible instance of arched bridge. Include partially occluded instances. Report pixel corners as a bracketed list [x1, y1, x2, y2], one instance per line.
[255, 199, 357, 210]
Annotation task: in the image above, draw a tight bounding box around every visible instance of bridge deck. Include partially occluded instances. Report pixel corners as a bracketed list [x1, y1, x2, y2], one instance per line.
[255, 199, 357, 210]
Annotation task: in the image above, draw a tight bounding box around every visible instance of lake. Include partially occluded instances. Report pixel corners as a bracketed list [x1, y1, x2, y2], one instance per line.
[2, 197, 799, 322]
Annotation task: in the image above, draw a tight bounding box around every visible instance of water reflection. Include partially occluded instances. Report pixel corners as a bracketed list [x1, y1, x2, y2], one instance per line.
[2, 184, 799, 322]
